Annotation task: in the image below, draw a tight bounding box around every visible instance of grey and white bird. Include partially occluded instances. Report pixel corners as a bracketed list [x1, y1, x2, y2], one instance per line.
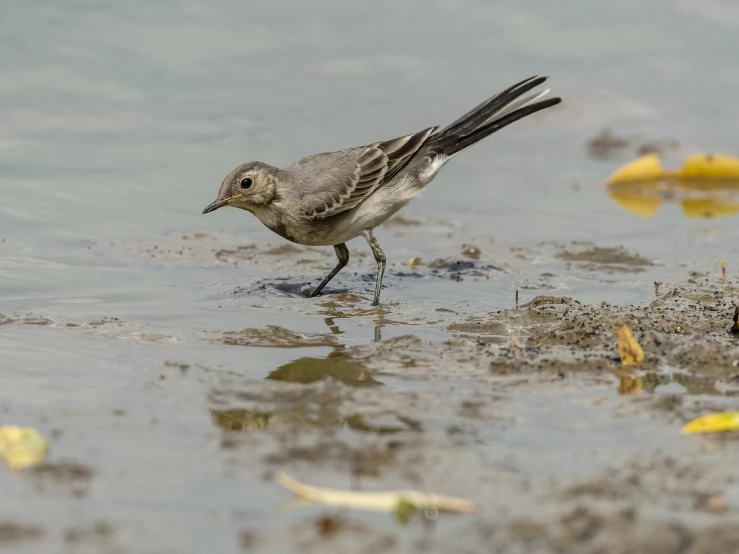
[202, 75, 561, 305]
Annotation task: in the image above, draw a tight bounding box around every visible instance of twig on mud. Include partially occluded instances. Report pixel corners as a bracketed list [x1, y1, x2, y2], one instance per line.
[274, 471, 474, 514]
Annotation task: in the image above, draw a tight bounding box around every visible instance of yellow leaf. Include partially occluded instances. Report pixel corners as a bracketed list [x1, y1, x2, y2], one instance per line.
[0, 426, 48, 471]
[408, 257, 422, 267]
[607, 154, 668, 184]
[607, 153, 739, 185]
[616, 323, 644, 366]
[682, 412, 739, 434]
[680, 154, 739, 179]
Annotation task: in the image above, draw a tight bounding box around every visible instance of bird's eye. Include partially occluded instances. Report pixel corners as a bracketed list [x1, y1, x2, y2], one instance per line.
[240, 177, 253, 190]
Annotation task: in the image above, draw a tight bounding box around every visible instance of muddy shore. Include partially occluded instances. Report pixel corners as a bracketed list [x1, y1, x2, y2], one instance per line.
[3, 224, 739, 553]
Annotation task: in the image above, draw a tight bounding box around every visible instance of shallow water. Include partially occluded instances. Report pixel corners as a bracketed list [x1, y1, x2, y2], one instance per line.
[2, 1, 739, 552]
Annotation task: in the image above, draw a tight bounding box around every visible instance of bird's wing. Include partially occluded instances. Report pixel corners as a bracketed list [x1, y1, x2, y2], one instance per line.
[298, 126, 437, 220]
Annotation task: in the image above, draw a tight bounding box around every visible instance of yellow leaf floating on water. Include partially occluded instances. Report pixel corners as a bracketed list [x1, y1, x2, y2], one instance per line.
[606, 154, 739, 220]
[682, 412, 739, 434]
[0, 426, 48, 471]
[274, 471, 473, 514]
[616, 323, 644, 366]
[607, 154, 667, 184]
[607, 153, 739, 185]
[681, 154, 739, 179]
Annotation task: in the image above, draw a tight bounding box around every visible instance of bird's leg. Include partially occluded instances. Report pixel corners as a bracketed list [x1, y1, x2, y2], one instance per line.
[309, 243, 349, 298]
[362, 229, 386, 306]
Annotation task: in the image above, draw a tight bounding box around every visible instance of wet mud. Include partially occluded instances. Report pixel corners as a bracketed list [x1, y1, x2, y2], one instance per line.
[3, 221, 739, 553]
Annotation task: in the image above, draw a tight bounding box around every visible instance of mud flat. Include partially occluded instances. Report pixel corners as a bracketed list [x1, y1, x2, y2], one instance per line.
[2, 225, 739, 553]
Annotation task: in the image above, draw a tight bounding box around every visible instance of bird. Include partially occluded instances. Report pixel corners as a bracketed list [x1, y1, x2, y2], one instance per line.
[202, 75, 561, 305]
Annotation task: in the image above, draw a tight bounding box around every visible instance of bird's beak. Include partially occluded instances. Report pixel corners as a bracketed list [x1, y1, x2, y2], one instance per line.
[202, 194, 242, 214]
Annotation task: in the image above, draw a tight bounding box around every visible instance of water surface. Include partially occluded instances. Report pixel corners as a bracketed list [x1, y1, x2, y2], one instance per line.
[2, 1, 739, 552]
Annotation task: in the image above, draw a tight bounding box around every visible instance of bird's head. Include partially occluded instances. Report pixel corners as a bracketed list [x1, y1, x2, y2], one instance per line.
[202, 161, 279, 214]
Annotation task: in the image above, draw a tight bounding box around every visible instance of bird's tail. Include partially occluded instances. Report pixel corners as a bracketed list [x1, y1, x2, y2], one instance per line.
[426, 76, 561, 157]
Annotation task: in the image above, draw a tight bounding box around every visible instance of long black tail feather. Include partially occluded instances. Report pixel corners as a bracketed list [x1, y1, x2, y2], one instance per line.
[428, 76, 561, 157]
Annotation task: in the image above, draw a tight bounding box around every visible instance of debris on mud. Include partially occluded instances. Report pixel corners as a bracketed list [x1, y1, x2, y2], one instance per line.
[214, 325, 340, 348]
[556, 245, 653, 272]
[335, 277, 739, 379]
[63, 522, 114, 545]
[266, 350, 383, 386]
[0, 522, 44, 545]
[26, 461, 95, 498]
[264, 436, 404, 477]
[427, 258, 502, 280]
[97, 232, 332, 269]
[461, 244, 482, 260]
